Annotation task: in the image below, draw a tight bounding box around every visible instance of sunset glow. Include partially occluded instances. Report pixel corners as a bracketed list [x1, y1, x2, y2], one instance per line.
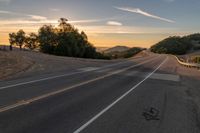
[1, 0, 200, 47]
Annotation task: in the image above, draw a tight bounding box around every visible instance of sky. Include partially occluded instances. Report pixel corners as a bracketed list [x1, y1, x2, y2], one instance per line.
[0, 0, 200, 48]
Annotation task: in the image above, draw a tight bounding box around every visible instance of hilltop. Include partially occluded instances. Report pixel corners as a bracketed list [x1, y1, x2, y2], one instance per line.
[150, 33, 200, 55]
[104, 46, 130, 53]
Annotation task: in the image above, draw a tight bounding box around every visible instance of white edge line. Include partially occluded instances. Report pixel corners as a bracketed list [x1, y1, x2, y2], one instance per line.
[0, 71, 84, 90]
[73, 56, 168, 133]
[0, 56, 154, 90]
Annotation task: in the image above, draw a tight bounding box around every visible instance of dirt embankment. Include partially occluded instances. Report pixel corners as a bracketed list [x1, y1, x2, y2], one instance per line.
[0, 50, 118, 80]
[0, 50, 149, 80]
[0, 51, 34, 79]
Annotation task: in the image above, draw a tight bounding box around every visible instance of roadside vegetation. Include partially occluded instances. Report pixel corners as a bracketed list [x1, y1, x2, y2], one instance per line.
[8, 18, 110, 59]
[191, 56, 200, 64]
[150, 33, 200, 55]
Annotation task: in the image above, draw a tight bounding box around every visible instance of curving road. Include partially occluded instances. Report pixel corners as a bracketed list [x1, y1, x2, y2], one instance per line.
[0, 54, 199, 133]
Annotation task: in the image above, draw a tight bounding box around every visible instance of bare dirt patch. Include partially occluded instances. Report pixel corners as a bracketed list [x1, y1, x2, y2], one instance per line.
[0, 51, 34, 79]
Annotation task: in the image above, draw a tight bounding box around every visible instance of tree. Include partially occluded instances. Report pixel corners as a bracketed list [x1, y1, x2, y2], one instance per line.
[25, 33, 39, 50]
[58, 18, 76, 32]
[81, 31, 88, 41]
[38, 25, 57, 54]
[9, 33, 16, 51]
[15, 29, 26, 50]
[10, 18, 108, 59]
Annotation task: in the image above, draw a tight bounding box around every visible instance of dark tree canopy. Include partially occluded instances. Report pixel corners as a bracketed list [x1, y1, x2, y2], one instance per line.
[25, 33, 39, 50]
[15, 29, 26, 50]
[8, 18, 109, 59]
[150, 35, 195, 55]
[37, 18, 109, 59]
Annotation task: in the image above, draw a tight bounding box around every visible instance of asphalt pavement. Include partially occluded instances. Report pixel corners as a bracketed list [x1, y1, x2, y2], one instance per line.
[0, 54, 199, 133]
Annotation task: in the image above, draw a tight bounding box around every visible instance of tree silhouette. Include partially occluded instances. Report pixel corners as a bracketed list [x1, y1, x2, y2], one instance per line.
[38, 25, 57, 54]
[9, 33, 16, 51]
[15, 30, 26, 50]
[25, 33, 39, 50]
[8, 18, 109, 59]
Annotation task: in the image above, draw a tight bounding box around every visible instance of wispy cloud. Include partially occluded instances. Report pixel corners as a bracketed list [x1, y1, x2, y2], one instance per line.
[0, 0, 11, 2]
[49, 8, 61, 12]
[27, 15, 47, 20]
[107, 21, 122, 26]
[115, 7, 175, 23]
[0, 10, 47, 21]
[164, 0, 175, 2]
[0, 9, 112, 24]
[76, 25, 177, 34]
[0, 10, 11, 14]
[0, 19, 107, 26]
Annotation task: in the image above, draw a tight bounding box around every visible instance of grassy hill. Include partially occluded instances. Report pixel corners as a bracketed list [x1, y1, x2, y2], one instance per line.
[150, 33, 200, 55]
[104, 46, 130, 54]
[104, 47, 144, 59]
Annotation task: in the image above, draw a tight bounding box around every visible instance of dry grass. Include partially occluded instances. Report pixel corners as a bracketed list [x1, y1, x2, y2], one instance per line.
[0, 51, 33, 79]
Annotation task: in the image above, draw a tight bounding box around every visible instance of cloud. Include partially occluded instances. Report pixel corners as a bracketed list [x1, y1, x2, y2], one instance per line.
[76, 25, 176, 34]
[0, 10, 48, 21]
[27, 15, 47, 20]
[49, 8, 61, 12]
[69, 19, 101, 24]
[107, 21, 122, 26]
[115, 7, 175, 23]
[0, 0, 13, 4]
[0, 9, 110, 24]
[0, 10, 11, 14]
[0, 18, 108, 27]
[0, 0, 10, 2]
[164, 0, 175, 2]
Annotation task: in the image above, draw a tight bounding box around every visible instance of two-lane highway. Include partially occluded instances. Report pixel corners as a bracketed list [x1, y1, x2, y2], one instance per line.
[0, 54, 199, 133]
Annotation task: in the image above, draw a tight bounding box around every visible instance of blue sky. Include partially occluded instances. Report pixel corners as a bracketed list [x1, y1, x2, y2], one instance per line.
[0, 0, 200, 47]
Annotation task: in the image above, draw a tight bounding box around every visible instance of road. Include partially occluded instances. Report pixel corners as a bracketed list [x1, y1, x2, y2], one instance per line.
[0, 54, 199, 133]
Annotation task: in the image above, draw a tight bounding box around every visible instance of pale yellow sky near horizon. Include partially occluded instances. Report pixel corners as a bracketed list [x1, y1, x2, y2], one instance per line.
[0, 32, 171, 48]
[0, 22, 191, 48]
[0, 25, 181, 48]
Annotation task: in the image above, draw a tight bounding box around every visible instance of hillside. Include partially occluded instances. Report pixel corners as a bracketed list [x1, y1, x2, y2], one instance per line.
[104, 46, 130, 53]
[96, 47, 109, 52]
[104, 47, 144, 59]
[150, 33, 200, 55]
[0, 49, 128, 80]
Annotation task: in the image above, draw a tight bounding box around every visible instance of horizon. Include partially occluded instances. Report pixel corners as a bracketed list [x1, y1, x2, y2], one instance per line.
[0, 0, 200, 48]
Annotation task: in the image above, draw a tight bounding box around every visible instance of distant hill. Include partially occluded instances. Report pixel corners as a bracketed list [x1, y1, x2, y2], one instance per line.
[104, 46, 130, 53]
[150, 33, 200, 55]
[96, 47, 109, 52]
[104, 47, 144, 59]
